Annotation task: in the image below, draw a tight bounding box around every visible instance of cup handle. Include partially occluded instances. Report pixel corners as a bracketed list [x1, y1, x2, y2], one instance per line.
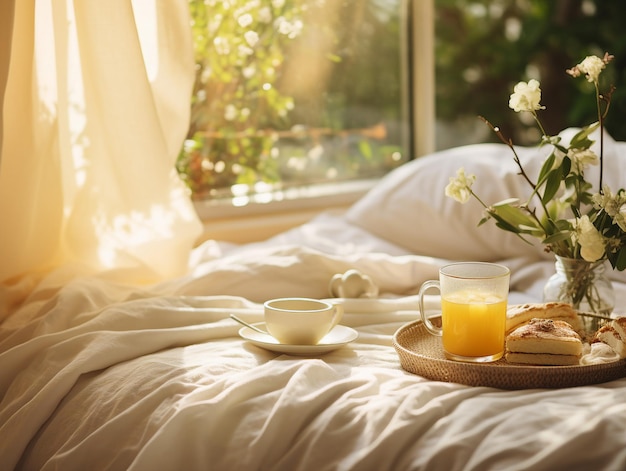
[418, 280, 442, 337]
[329, 302, 344, 330]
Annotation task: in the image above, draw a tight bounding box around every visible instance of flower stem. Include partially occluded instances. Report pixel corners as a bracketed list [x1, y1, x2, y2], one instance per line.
[532, 111, 548, 138]
[596, 82, 604, 191]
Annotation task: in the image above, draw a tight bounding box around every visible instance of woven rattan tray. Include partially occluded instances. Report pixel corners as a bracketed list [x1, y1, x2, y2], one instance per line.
[393, 318, 626, 389]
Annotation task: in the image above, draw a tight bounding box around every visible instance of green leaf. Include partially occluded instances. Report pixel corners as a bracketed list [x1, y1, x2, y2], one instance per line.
[553, 218, 573, 232]
[358, 140, 373, 160]
[492, 204, 536, 228]
[536, 152, 556, 186]
[493, 198, 520, 206]
[542, 231, 572, 245]
[494, 220, 522, 234]
[541, 169, 562, 204]
[570, 122, 599, 149]
[614, 246, 626, 271]
[485, 209, 521, 234]
[518, 224, 544, 236]
[561, 156, 571, 177]
[326, 53, 342, 63]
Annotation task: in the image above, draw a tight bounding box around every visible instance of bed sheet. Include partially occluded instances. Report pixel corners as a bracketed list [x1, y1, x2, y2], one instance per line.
[1, 213, 626, 470]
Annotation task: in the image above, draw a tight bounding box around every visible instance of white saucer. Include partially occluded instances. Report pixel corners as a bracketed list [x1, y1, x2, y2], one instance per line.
[238, 323, 358, 356]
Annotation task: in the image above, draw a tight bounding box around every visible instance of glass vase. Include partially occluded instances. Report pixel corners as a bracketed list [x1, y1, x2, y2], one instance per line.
[543, 255, 615, 318]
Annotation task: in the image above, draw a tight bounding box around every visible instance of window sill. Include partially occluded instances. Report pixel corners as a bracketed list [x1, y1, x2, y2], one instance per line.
[194, 179, 376, 244]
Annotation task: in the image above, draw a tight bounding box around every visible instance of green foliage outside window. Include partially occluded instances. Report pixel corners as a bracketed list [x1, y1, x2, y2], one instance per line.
[178, 0, 307, 198]
[435, 0, 626, 148]
[178, 0, 407, 200]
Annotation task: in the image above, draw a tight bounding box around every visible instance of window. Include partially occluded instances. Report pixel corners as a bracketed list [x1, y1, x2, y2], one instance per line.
[180, 0, 412, 217]
[181, 0, 626, 222]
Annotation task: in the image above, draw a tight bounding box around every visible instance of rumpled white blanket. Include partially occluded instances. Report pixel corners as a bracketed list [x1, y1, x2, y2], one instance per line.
[1, 217, 626, 471]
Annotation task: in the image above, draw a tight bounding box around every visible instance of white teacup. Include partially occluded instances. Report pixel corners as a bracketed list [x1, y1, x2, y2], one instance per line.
[264, 298, 344, 345]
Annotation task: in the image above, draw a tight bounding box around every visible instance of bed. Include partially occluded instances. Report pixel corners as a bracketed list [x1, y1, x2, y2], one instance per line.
[2, 134, 626, 471]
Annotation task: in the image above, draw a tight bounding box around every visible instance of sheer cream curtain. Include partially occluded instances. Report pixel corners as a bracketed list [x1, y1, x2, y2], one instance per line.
[0, 0, 202, 318]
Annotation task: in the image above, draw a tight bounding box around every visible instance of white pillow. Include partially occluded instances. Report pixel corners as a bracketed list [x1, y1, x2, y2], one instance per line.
[345, 143, 553, 261]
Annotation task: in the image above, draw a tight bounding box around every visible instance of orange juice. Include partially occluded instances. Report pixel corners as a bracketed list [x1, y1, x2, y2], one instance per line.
[441, 291, 506, 358]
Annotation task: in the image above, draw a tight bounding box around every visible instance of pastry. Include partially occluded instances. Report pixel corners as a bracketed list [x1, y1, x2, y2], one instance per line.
[580, 342, 621, 365]
[612, 317, 626, 342]
[505, 352, 581, 366]
[591, 317, 626, 359]
[506, 302, 582, 334]
[505, 318, 583, 366]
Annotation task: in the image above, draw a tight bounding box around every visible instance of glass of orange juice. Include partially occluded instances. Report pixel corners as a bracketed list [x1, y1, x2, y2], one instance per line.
[418, 262, 510, 363]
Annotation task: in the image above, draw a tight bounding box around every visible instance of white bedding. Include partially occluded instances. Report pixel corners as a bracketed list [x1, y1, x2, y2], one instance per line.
[2, 139, 626, 471]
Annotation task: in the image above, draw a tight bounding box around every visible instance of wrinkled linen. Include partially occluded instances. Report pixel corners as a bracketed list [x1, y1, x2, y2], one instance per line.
[2, 214, 626, 471]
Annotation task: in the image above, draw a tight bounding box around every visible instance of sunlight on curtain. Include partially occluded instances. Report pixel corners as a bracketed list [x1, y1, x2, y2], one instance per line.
[0, 0, 202, 317]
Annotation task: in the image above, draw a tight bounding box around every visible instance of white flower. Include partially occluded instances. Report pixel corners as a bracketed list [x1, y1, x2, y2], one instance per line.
[238, 45, 254, 56]
[593, 186, 619, 215]
[258, 7, 272, 23]
[242, 66, 256, 79]
[275, 17, 303, 38]
[213, 37, 230, 55]
[575, 215, 605, 262]
[445, 168, 476, 204]
[508, 79, 545, 112]
[567, 148, 599, 173]
[576, 55, 606, 83]
[593, 187, 626, 232]
[224, 104, 238, 121]
[244, 30, 259, 47]
[237, 13, 253, 28]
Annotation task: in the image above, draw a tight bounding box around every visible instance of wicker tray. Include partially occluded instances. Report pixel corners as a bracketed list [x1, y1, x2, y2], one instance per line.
[393, 318, 626, 390]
